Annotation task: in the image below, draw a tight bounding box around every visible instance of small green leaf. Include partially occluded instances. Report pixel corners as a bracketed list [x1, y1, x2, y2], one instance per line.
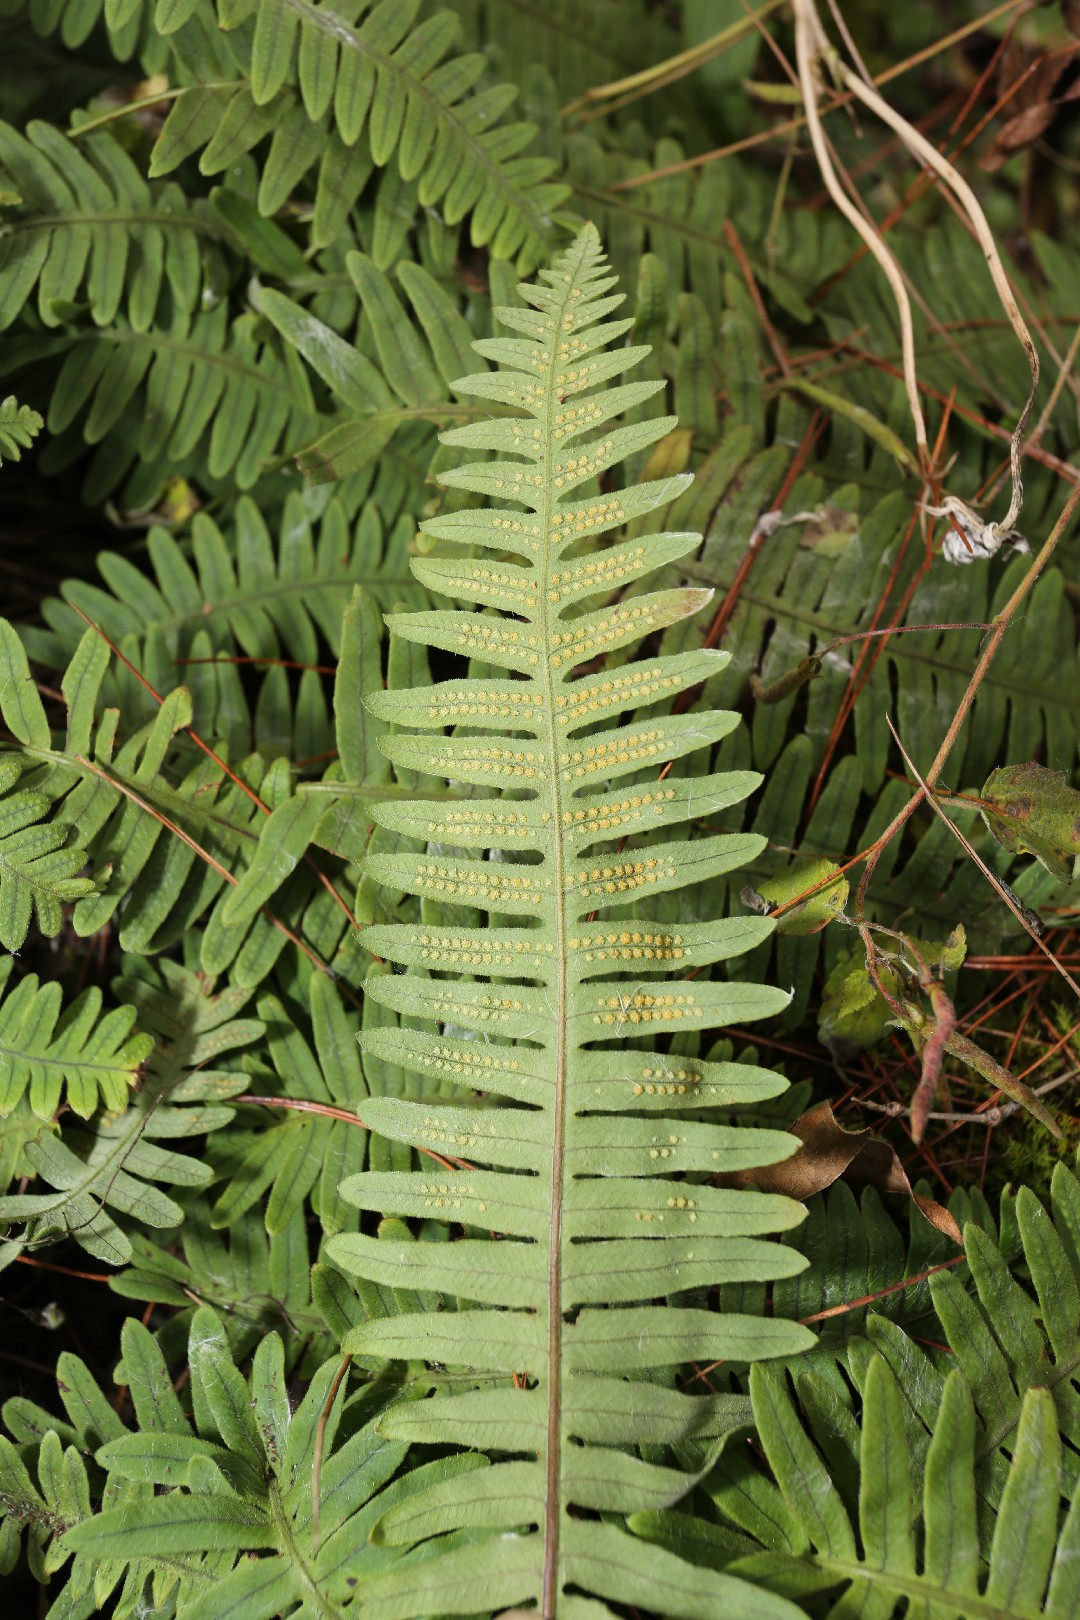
[748, 858, 848, 936]
[979, 762, 1080, 880]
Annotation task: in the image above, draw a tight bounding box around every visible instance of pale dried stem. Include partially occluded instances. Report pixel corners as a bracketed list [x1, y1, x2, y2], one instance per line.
[858, 1068, 1077, 1126]
[792, 0, 929, 469]
[837, 61, 1040, 536]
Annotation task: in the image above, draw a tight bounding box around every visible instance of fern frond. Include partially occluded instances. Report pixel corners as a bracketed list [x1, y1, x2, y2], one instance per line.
[769, 1178, 978, 1366]
[0, 393, 43, 462]
[690, 477, 1080, 796]
[313, 223, 812, 1617]
[257, 254, 491, 483]
[0, 960, 259, 1265]
[0, 755, 96, 952]
[8, 0, 234, 75]
[140, 0, 573, 267]
[0, 956, 152, 1121]
[6, 1310, 414, 1619]
[0, 118, 219, 333]
[24, 492, 422, 674]
[867, 1165, 1080, 1508]
[632, 1313, 1080, 1617]
[243, 0, 569, 261]
[1, 302, 322, 500]
[111, 1204, 320, 1361]
[208, 975, 366, 1235]
[2, 578, 441, 988]
[732, 1357, 1080, 1618]
[0, 1423, 92, 1586]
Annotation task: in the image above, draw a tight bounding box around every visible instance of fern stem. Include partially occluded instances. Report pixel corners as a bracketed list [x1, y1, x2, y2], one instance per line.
[267, 1479, 343, 1620]
[66, 84, 242, 140]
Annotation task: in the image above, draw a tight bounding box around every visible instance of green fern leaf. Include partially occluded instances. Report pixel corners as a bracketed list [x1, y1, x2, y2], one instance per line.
[141, 0, 573, 266]
[0, 760, 96, 951]
[867, 1170, 1080, 1509]
[24, 494, 421, 677]
[60, 1309, 463, 1617]
[11, 1310, 415, 1617]
[0, 956, 152, 1120]
[0, 961, 259, 1265]
[316, 223, 812, 1616]
[240, 0, 569, 262]
[257, 256, 492, 483]
[209, 975, 366, 1236]
[0, 394, 44, 463]
[111, 1204, 321, 1359]
[1, 302, 322, 500]
[0, 624, 99, 948]
[0, 118, 217, 333]
[728, 1357, 1080, 1618]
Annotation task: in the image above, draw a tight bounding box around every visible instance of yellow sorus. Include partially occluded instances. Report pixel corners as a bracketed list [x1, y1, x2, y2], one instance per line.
[568, 929, 687, 964]
[592, 991, 703, 1027]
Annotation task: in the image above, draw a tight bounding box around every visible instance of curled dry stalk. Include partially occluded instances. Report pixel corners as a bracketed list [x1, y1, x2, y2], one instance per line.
[793, 0, 929, 471]
[793, 0, 1041, 544]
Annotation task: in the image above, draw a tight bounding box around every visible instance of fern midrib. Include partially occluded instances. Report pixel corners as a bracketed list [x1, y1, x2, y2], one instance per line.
[17, 1100, 164, 1219]
[975, 1341, 1080, 1467]
[538, 267, 582, 1620]
[0, 843, 68, 901]
[0, 1040, 134, 1079]
[11, 745, 262, 847]
[282, 0, 552, 234]
[69, 328, 309, 404]
[267, 1479, 342, 1620]
[3, 213, 222, 236]
[806, 1553, 1038, 1619]
[109, 571, 415, 638]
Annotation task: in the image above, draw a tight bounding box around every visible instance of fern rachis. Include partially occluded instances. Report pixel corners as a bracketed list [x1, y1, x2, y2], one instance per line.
[325, 224, 812, 1619]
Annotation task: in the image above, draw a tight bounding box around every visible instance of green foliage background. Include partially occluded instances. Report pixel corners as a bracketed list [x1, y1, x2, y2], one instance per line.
[0, 1, 1079, 1616]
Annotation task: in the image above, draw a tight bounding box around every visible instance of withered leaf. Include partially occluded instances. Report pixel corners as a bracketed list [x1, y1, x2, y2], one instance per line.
[717, 1101, 962, 1243]
[982, 41, 1080, 170]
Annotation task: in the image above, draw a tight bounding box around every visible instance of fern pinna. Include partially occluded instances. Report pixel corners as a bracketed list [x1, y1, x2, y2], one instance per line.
[325, 225, 812, 1619]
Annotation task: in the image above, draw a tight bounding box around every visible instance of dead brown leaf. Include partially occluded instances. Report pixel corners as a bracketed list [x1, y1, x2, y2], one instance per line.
[982, 42, 1080, 171]
[718, 1101, 962, 1243]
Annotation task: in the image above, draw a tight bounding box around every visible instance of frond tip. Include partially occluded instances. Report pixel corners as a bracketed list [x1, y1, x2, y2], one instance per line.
[0, 395, 43, 465]
[324, 224, 811, 1617]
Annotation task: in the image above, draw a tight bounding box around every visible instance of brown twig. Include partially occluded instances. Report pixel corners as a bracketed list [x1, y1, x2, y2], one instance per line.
[311, 1354, 352, 1552]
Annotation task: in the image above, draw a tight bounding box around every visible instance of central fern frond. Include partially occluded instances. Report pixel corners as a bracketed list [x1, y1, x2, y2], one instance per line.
[326, 225, 812, 1619]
